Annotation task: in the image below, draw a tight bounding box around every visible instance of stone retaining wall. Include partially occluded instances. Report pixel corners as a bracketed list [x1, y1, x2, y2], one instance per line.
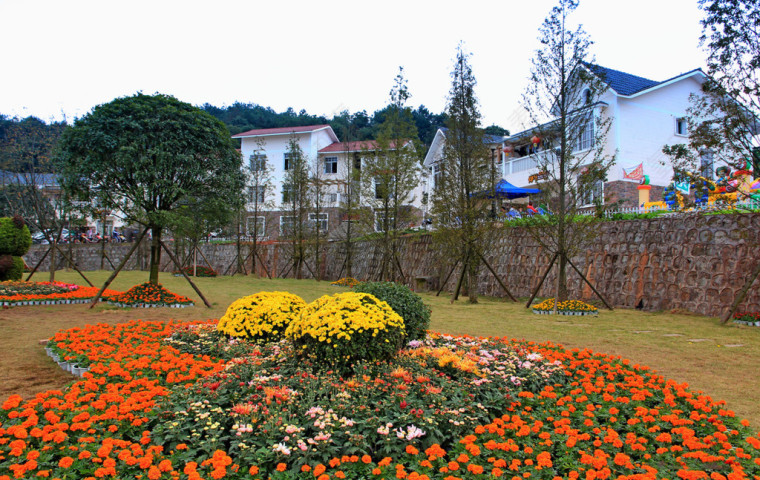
[25, 213, 760, 318]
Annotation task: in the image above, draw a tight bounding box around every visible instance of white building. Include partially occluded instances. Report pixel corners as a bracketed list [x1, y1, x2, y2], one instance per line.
[424, 64, 709, 208]
[232, 125, 426, 238]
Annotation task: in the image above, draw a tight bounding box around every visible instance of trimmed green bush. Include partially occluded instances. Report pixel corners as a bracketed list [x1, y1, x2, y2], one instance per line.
[0, 255, 24, 281]
[353, 281, 430, 341]
[0, 216, 31, 257]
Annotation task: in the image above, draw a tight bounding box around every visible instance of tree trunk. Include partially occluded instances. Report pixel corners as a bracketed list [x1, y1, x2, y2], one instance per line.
[557, 252, 569, 301]
[149, 226, 161, 284]
[467, 253, 479, 304]
[49, 241, 56, 282]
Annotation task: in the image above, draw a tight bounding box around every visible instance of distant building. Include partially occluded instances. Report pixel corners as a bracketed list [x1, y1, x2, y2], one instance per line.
[232, 126, 426, 239]
[423, 64, 709, 208]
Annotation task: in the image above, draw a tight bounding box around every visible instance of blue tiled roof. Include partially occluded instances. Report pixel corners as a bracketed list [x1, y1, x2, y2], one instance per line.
[583, 63, 661, 96]
[438, 128, 505, 145]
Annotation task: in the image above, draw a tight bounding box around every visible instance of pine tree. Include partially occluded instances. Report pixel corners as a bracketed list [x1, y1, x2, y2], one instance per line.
[432, 44, 491, 304]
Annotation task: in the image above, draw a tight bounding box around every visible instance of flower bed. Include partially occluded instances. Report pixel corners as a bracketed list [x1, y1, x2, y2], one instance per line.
[330, 277, 361, 287]
[733, 311, 760, 326]
[1, 319, 759, 479]
[0, 280, 121, 306]
[173, 265, 218, 277]
[532, 297, 599, 315]
[105, 282, 194, 308]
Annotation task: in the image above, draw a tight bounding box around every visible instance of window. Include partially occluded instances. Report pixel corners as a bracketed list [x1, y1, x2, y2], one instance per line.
[324, 156, 338, 174]
[675, 117, 688, 136]
[575, 116, 594, 152]
[326, 192, 339, 204]
[249, 154, 266, 172]
[246, 216, 266, 238]
[283, 153, 291, 171]
[583, 88, 592, 104]
[374, 177, 385, 199]
[353, 153, 362, 171]
[248, 186, 265, 204]
[282, 184, 293, 203]
[432, 165, 443, 191]
[580, 179, 604, 206]
[700, 150, 714, 180]
[279, 215, 295, 236]
[309, 212, 328, 232]
[375, 211, 395, 232]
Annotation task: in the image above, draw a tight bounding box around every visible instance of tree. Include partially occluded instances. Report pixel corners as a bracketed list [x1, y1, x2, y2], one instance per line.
[280, 136, 312, 279]
[55, 93, 244, 284]
[334, 126, 367, 279]
[520, 0, 614, 304]
[431, 45, 492, 304]
[361, 67, 422, 281]
[245, 138, 275, 276]
[0, 116, 72, 281]
[694, 0, 760, 175]
[308, 146, 333, 281]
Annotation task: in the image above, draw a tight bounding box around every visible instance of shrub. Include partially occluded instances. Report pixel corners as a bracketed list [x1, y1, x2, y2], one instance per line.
[353, 281, 430, 341]
[0, 255, 24, 281]
[174, 265, 217, 277]
[286, 292, 405, 369]
[0, 216, 31, 256]
[216, 291, 306, 342]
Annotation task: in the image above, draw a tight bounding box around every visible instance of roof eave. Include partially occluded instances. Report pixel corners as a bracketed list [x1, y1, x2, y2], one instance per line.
[619, 69, 707, 98]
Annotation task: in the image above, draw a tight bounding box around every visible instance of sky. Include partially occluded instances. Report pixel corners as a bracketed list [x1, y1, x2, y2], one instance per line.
[0, 0, 707, 133]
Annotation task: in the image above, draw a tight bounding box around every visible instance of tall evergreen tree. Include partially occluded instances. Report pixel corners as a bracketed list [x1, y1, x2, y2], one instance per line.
[432, 45, 491, 304]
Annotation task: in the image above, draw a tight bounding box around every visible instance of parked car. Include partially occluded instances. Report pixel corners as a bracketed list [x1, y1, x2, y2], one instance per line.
[31, 229, 69, 244]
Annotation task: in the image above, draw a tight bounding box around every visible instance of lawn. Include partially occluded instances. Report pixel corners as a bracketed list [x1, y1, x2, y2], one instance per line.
[4, 269, 759, 429]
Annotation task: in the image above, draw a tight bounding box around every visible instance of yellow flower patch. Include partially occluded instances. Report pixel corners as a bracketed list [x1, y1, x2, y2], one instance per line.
[217, 291, 306, 341]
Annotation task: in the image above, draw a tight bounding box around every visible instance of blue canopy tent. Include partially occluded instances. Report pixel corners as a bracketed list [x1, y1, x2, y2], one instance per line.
[473, 179, 540, 199]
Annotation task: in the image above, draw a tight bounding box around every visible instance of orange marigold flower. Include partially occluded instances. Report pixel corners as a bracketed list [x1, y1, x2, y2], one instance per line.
[362, 455, 372, 464]
[58, 457, 74, 469]
[276, 463, 287, 472]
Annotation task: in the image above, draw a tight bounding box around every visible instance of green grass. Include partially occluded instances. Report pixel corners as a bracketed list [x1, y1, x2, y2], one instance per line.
[15, 270, 760, 428]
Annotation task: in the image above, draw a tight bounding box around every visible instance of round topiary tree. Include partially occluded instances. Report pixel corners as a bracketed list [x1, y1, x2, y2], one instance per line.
[0, 216, 32, 281]
[286, 292, 405, 369]
[353, 281, 431, 341]
[217, 291, 306, 342]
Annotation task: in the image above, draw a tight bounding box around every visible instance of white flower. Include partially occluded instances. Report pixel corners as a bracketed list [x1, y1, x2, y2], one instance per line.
[273, 443, 291, 455]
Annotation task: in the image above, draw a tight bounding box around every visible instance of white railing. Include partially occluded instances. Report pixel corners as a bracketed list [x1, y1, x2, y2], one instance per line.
[577, 199, 760, 218]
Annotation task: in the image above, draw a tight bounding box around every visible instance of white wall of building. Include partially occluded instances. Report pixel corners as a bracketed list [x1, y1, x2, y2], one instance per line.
[239, 128, 336, 209]
[611, 75, 704, 186]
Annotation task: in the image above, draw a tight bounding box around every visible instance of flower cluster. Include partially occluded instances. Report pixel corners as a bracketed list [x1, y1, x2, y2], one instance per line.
[151, 332, 564, 472]
[217, 291, 306, 341]
[0, 320, 224, 480]
[174, 265, 218, 277]
[106, 282, 194, 307]
[733, 311, 760, 325]
[2, 317, 760, 479]
[353, 281, 431, 341]
[532, 297, 599, 314]
[330, 277, 361, 287]
[286, 292, 406, 368]
[0, 281, 120, 306]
